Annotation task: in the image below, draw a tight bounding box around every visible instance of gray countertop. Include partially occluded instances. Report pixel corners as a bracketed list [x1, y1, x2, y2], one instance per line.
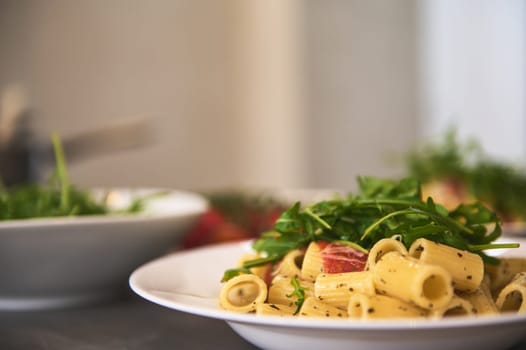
[0, 293, 258, 350]
[1, 292, 526, 350]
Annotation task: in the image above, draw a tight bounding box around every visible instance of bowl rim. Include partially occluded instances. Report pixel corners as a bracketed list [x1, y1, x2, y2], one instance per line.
[0, 187, 209, 230]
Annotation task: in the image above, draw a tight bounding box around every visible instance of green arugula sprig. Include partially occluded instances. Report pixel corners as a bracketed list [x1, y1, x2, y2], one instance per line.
[287, 277, 307, 315]
[222, 176, 519, 282]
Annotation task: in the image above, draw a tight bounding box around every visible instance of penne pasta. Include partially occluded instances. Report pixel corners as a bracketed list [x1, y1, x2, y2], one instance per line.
[373, 251, 454, 310]
[409, 238, 483, 293]
[219, 274, 268, 313]
[314, 271, 375, 309]
[495, 272, 526, 313]
[347, 293, 427, 319]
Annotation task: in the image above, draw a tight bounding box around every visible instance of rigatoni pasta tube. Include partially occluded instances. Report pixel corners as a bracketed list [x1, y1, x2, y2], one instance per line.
[496, 272, 526, 313]
[268, 275, 314, 308]
[373, 251, 453, 310]
[347, 293, 427, 319]
[409, 238, 483, 292]
[366, 238, 408, 271]
[301, 241, 324, 281]
[275, 249, 304, 278]
[237, 254, 269, 281]
[298, 297, 348, 318]
[256, 303, 296, 317]
[458, 274, 498, 315]
[430, 295, 474, 318]
[314, 271, 375, 309]
[219, 274, 268, 313]
[486, 257, 526, 293]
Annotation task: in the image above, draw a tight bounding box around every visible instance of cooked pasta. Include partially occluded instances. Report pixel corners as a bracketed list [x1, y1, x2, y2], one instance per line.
[495, 272, 526, 313]
[430, 295, 474, 318]
[217, 175, 525, 321]
[314, 271, 375, 309]
[275, 249, 304, 278]
[300, 241, 324, 282]
[347, 293, 427, 319]
[457, 274, 498, 315]
[237, 253, 269, 280]
[219, 274, 268, 312]
[268, 275, 314, 307]
[485, 257, 526, 294]
[366, 238, 408, 271]
[373, 251, 454, 310]
[299, 297, 348, 318]
[256, 303, 296, 317]
[409, 238, 483, 293]
[219, 236, 524, 320]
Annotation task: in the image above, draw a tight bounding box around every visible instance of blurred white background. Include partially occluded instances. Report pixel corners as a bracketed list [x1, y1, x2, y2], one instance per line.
[0, 0, 524, 192]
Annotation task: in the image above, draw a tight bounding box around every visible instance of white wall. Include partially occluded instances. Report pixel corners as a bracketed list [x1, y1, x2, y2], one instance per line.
[0, 0, 309, 191]
[305, 0, 419, 189]
[0, 1, 236, 191]
[417, 0, 526, 161]
[228, 0, 307, 189]
[7, 1, 518, 192]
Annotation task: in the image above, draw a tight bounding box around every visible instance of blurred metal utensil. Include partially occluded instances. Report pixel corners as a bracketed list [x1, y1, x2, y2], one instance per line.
[0, 86, 34, 186]
[37, 118, 155, 167]
[0, 85, 154, 186]
[0, 92, 154, 186]
[0, 85, 28, 149]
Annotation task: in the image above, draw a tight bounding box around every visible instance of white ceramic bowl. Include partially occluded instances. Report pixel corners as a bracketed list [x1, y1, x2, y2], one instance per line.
[130, 239, 526, 350]
[0, 188, 208, 310]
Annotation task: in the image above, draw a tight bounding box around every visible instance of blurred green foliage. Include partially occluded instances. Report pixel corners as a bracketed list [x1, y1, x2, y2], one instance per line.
[406, 129, 526, 221]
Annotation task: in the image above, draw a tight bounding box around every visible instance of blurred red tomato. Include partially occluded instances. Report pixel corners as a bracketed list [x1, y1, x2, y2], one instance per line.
[182, 193, 285, 249]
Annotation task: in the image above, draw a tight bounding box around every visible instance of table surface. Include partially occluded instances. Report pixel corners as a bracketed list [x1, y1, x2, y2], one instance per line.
[0, 292, 258, 350]
[1, 291, 526, 350]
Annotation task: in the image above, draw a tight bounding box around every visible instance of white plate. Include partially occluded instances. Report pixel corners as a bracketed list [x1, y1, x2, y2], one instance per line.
[0, 188, 208, 310]
[130, 239, 526, 350]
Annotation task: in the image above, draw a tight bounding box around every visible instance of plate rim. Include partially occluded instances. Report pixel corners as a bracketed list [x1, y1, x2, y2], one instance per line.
[129, 240, 526, 331]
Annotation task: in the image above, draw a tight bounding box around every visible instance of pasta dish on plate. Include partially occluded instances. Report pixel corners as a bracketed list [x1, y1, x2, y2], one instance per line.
[218, 176, 525, 320]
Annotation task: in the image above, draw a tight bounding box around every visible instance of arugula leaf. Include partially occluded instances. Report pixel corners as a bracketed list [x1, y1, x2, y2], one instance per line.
[358, 176, 421, 200]
[220, 176, 519, 283]
[221, 267, 252, 282]
[252, 231, 306, 258]
[286, 277, 307, 315]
